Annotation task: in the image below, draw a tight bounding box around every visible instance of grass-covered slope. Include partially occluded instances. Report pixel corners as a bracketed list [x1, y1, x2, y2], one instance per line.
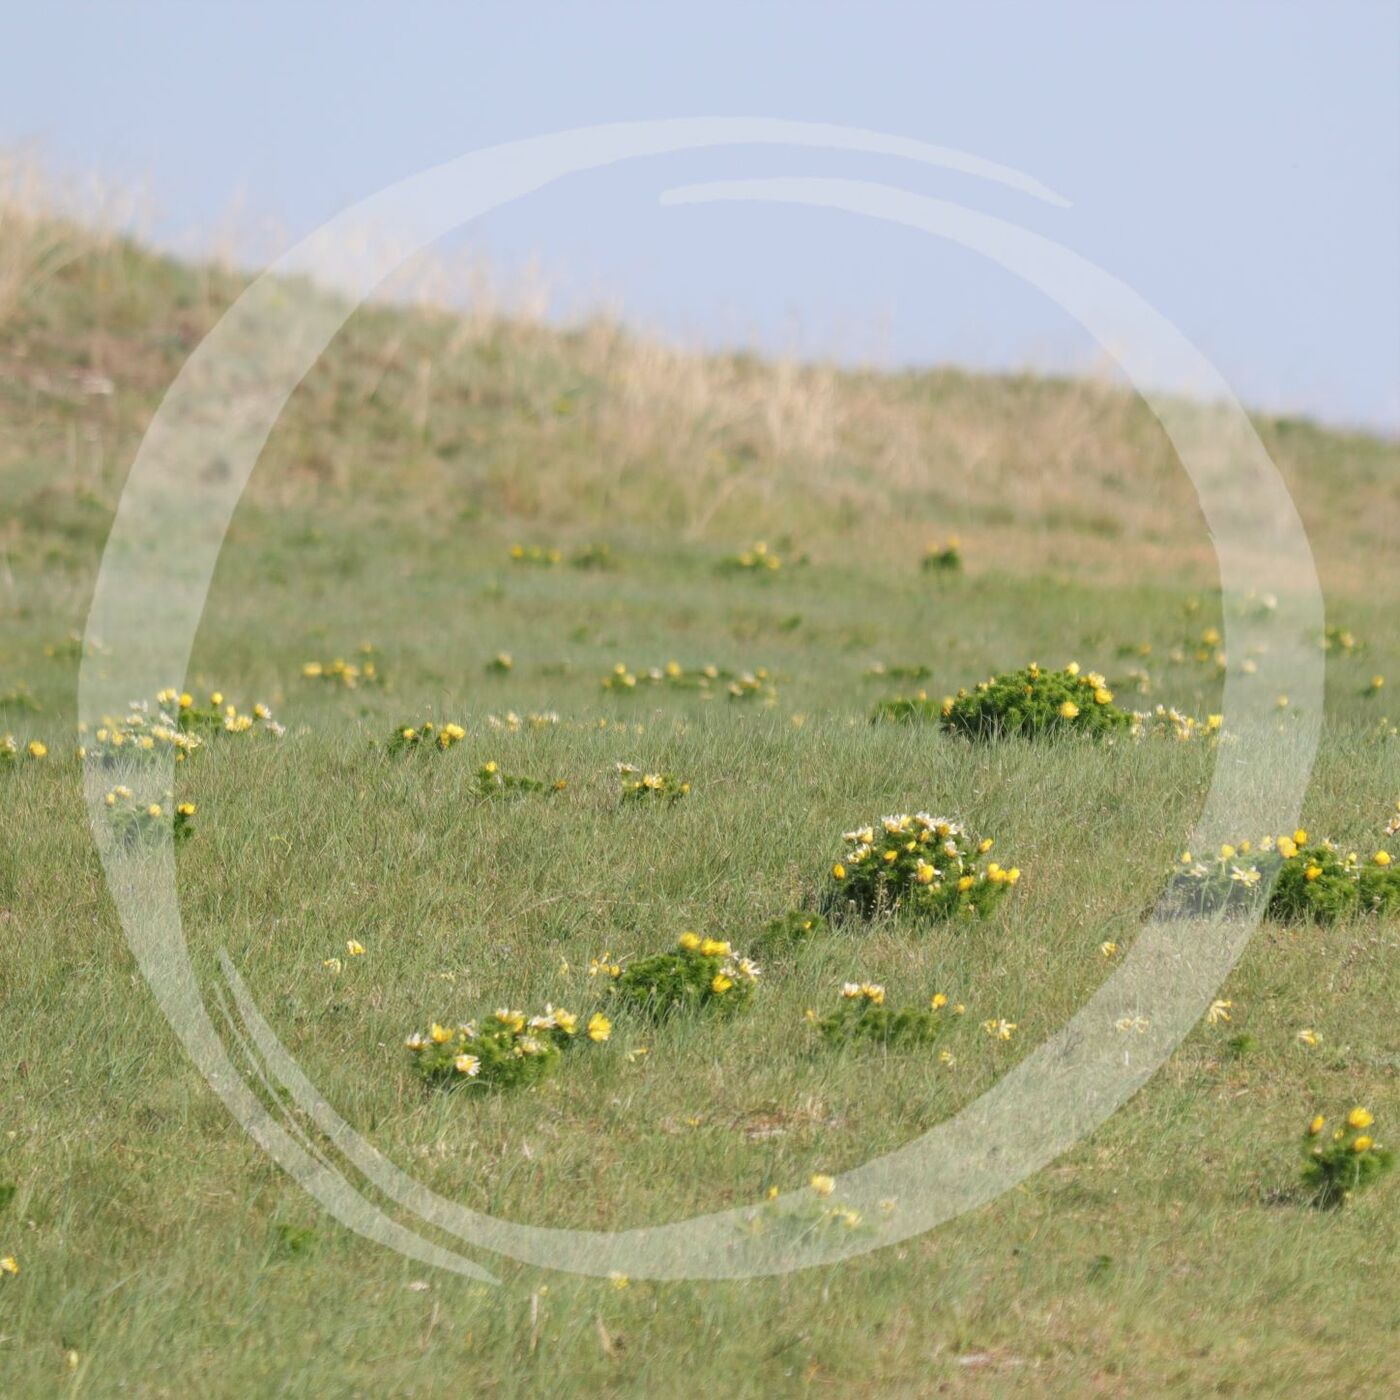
[0, 198, 1397, 1396]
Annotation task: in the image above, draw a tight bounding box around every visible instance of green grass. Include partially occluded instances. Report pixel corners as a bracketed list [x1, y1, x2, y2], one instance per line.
[0, 206, 1398, 1395]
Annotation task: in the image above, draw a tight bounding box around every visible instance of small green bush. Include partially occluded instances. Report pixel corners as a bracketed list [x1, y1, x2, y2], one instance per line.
[812, 983, 946, 1047]
[406, 1004, 608, 1091]
[1164, 833, 1399, 923]
[751, 909, 828, 954]
[1302, 1107, 1394, 1208]
[609, 934, 759, 1019]
[825, 812, 1017, 920]
[617, 763, 690, 802]
[941, 662, 1132, 740]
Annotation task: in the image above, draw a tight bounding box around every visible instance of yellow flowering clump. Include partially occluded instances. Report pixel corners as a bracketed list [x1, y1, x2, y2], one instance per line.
[1302, 1106, 1392, 1207]
[1, 734, 54, 765]
[719, 540, 783, 574]
[921, 536, 962, 573]
[617, 762, 690, 803]
[301, 645, 380, 689]
[406, 1003, 598, 1091]
[475, 759, 562, 797]
[1167, 831, 1400, 923]
[387, 719, 467, 754]
[826, 812, 1017, 921]
[814, 982, 948, 1047]
[942, 663, 1133, 739]
[610, 933, 760, 1019]
[104, 787, 196, 848]
[508, 543, 562, 567]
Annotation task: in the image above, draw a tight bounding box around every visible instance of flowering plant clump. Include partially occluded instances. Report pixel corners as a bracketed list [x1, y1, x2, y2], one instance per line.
[2, 735, 49, 765]
[87, 690, 283, 766]
[609, 934, 760, 1019]
[600, 660, 761, 695]
[921, 536, 962, 573]
[301, 646, 380, 689]
[810, 983, 947, 1047]
[386, 719, 466, 754]
[487, 710, 560, 732]
[155, 688, 284, 739]
[570, 542, 616, 571]
[508, 543, 563, 567]
[1164, 833, 1400, 923]
[617, 763, 690, 802]
[1129, 705, 1223, 742]
[103, 787, 196, 847]
[870, 693, 943, 725]
[752, 909, 828, 954]
[406, 1004, 603, 1091]
[1302, 1107, 1393, 1208]
[726, 668, 778, 703]
[941, 663, 1132, 740]
[826, 812, 1017, 920]
[719, 540, 783, 574]
[475, 760, 565, 797]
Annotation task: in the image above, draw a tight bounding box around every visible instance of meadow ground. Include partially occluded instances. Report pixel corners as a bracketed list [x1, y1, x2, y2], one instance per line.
[0, 201, 1398, 1395]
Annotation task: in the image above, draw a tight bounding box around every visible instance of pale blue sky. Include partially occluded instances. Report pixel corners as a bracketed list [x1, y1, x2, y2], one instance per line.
[7, 2, 1399, 432]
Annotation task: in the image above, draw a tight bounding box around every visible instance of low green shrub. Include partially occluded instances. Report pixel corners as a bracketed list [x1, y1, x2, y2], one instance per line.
[1302, 1107, 1393, 1208]
[941, 662, 1132, 739]
[825, 812, 1017, 920]
[811, 983, 946, 1047]
[406, 1004, 608, 1091]
[1164, 832, 1399, 923]
[609, 934, 759, 1019]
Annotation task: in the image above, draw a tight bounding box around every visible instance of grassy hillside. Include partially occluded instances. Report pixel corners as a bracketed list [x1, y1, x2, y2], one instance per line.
[1, 196, 1397, 1396]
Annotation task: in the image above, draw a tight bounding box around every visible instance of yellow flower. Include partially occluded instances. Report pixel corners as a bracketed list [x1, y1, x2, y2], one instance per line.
[1206, 999, 1232, 1024]
[177, 802, 196, 817]
[1373, 850, 1391, 867]
[882, 848, 898, 863]
[1276, 837, 1298, 860]
[699, 937, 731, 958]
[429, 1023, 453, 1044]
[1093, 687, 1113, 705]
[1293, 829, 1308, 846]
[1308, 1114, 1325, 1135]
[346, 940, 365, 956]
[179, 693, 193, 709]
[1296, 1028, 1320, 1047]
[609, 1272, 629, 1290]
[27, 740, 47, 758]
[587, 1013, 612, 1042]
[914, 859, 935, 885]
[322, 957, 342, 974]
[146, 804, 162, 818]
[677, 931, 701, 951]
[832, 863, 846, 880]
[982, 1018, 1016, 1040]
[1304, 865, 1322, 882]
[1353, 1136, 1373, 1153]
[454, 1054, 480, 1077]
[1347, 1107, 1374, 1130]
[0, 1256, 17, 1276]
[978, 837, 993, 853]
[1100, 941, 1118, 958]
[1058, 700, 1080, 719]
[957, 875, 974, 892]
[809, 1174, 835, 1197]
[1006, 867, 1021, 885]
[711, 973, 734, 994]
[765, 1184, 780, 1199]
[930, 993, 948, 1009]
[1219, 844, 1236, 860]
[1065, 662, 1080, 676]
